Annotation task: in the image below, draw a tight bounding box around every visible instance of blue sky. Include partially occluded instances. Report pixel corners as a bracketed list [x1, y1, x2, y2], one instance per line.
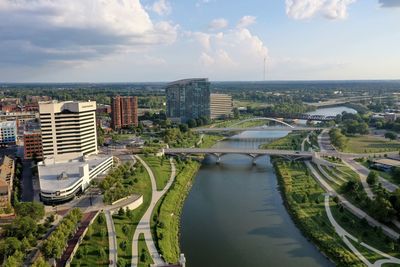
[0, 0, 399, 82]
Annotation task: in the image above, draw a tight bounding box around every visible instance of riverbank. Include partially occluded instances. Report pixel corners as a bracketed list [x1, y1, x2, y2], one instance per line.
[152, 159, 200, 263]
[272, 159, 362, 266]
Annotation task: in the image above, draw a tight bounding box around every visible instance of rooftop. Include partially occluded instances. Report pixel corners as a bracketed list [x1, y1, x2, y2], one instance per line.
[38, 153, 111, 192]
[373, 158, 400, 168]
[167, 78, 208, 86]
[0, 121, 16, 128]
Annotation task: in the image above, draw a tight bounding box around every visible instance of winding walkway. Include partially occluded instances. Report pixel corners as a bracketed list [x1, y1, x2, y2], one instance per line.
[306, 161, 399, 240]
[105, 210, 118, 266]
[324, 194, 400, 267]
[131, 156, 177, 267]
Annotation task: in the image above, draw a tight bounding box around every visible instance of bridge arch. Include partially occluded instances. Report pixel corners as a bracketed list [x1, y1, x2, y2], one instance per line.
[230, 117, 295, 128]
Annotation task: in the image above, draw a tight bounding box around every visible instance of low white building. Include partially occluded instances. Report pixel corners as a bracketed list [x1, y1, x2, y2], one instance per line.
[38, 153, 113, 204]
[0, 121, 17, 145]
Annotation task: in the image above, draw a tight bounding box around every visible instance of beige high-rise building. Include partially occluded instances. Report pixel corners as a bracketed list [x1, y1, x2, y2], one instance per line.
[210, 93, 233, 119]
[39, 101, 98, 158]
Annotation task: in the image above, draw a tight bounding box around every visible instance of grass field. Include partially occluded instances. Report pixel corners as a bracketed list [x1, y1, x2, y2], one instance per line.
[142, 155, 171, 190]
[274, 160, 363, 266]
[70, 213, 109, 267]
[199, 135, 222, 148]
[343, 135, 400, 153]
[261, 131, 309, 150]
[112, 165, 152, 266]
[153, 160, 200, 264]
[138, 233, 154, 267]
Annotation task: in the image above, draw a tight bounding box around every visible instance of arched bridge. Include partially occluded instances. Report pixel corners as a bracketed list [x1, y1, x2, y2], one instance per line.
[192, 126, 324, 133]
[230, 117, 295, 128]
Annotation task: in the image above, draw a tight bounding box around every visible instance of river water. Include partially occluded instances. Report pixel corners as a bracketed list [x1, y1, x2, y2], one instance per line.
[180, 106, 355, 267]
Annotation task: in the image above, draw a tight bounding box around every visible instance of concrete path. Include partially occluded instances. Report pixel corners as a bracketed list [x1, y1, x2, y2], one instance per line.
[344, 158, 399, 193]
[131, 156, 177, 267]
[306, 161, 399, 240]
[324, 194, 400, 267]
[105, 210, 118, 267]
[342, 158, 375, 199]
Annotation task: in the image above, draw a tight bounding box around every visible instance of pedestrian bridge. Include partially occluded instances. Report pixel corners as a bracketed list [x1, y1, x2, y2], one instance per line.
[192, 126, 324, 133]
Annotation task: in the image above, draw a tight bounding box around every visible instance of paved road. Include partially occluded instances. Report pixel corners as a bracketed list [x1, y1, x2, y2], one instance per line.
[21, 160, 34, 202]
[342, 158, 375, 199]
[105, 210, 118, 267]
[306, 161, 399, 240]
[344, 158, 399, 193]
[131, 156, 177, 267]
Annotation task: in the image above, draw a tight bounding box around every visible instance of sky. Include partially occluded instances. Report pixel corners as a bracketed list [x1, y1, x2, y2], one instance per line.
[0, 0, 399, 82]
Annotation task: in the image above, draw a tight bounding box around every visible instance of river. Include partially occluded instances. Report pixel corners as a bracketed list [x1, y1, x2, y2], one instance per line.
[180, 106, 355, 267]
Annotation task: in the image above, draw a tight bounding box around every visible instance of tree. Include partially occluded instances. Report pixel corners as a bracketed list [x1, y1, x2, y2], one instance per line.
[187, 119, 197, 128]
[367, 171, 379, 186]
[14, 201, 45, 220]
[385, 132, 397, 141]
[32, 256, 51, 267]
[118, 207, 125, 217]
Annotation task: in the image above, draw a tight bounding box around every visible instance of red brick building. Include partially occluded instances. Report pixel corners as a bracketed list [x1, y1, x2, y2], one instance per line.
[111, 96, 138, 130]
[24, 131, 43, 160]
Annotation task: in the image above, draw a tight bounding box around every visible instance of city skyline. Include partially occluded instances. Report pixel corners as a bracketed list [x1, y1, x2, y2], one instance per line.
[0, 0, 399, 82]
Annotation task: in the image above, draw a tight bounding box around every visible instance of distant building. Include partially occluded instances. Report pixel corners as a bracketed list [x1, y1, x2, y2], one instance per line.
[0, 121, 17, 145]
[210, 93, 233, 119]
[384, 113, 397, 122]
[0, 156, 15, 212]
[111, 96, 138, 130]
[166, 78, 210, 123]
[96, 104, 111, 115]
[24, 130, 43, 160]
[38, 101, 113, 204]
[39, 101, 98, 158]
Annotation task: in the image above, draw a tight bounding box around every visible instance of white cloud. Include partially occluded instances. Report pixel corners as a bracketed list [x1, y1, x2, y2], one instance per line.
[150, 0, 171, 15]
[189, 23, 268, 75]
[0, 0, 178, 65]
[285, 0, 355, 20]
[209, 18, 229, 30]
[237, 16, 257, 28]
[196, 0, 212, 8]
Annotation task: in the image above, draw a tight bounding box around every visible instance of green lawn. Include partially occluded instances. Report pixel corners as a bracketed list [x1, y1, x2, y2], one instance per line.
[142, 155, 171, 190]
[112, 165, 152, 266]
[273, 160, 363, 266]
[261, 131, 309, 150]
[153, 160, 200, 264]
[199, 135, 222, 148]
[138, 233, 154, 267]
[343, 135, 400, 154]
[70, 213, 109, 267]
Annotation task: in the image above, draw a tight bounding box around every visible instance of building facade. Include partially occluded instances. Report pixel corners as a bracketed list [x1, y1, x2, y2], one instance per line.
[24, 131, 43, 160]
[210, 93, 233, 119]
[111, 96, 138, 130]
[0, 121, 17, 145]
[38, 154, 113, 204]
[39, 101, 98, 158]
[0, 156, 14, 213]
[166, 78, 211, 123]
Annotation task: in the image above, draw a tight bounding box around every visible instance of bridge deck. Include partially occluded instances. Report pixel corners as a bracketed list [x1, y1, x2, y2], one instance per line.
[193, 126, 324, 133]
[164, 148, 314, 157]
